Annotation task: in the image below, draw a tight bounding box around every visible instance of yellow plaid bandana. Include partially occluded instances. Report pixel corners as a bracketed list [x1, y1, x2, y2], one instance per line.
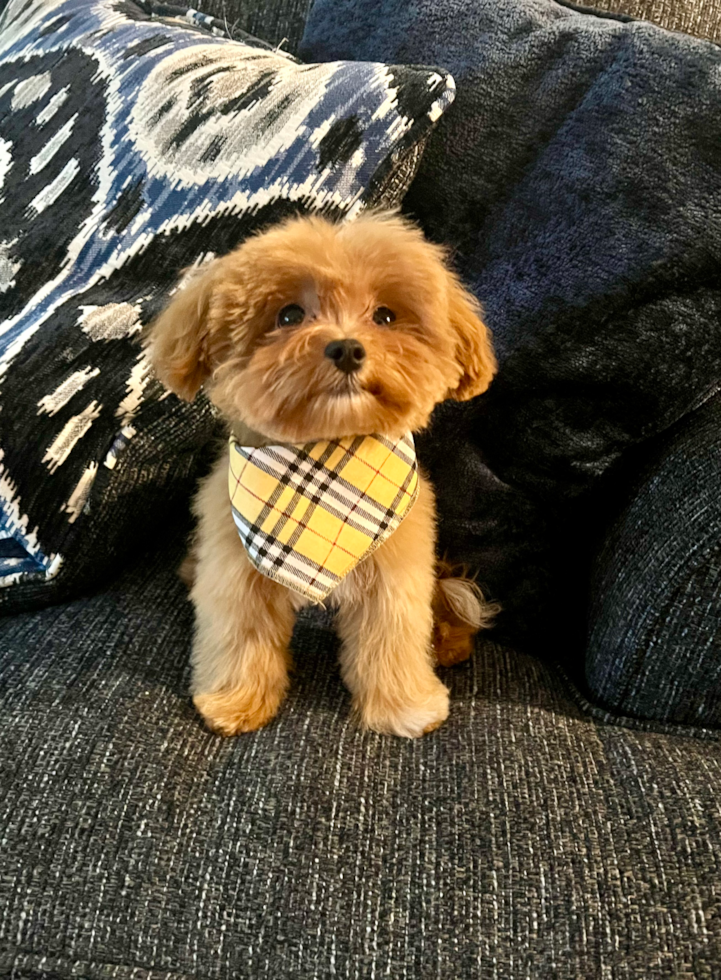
[228, 433, 419, 602]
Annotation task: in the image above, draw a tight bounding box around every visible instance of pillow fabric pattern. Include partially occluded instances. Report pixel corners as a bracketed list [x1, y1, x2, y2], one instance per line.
[0, 0, 454, 609]
[301, 0, 721, 663]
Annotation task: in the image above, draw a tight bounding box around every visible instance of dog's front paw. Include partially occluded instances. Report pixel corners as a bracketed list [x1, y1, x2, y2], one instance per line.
[358, 680, 450, 738]
[193, 684, 285, 736]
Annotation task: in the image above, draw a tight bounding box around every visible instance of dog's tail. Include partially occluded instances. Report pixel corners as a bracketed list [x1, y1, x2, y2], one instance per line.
[432, 560, 500, 667]
[178, 543, 198, 589]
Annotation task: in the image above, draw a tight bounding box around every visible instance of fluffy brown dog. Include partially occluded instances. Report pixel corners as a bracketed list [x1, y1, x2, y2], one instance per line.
[148, 212, 498, 738]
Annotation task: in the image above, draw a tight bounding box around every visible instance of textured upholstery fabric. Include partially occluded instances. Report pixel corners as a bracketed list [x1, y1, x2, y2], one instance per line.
[584, 395, 721, 726]
[2, 1, 720, 975]
[198, 0, 314, 54]
[201, 0, 721, 48]
[0, 0, 452, 611]
[300, 0, 721, 721]
[590, 0, 721, 42]
[1, 538, 720, 980]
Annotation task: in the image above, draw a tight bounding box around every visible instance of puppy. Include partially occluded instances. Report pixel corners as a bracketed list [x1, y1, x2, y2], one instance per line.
[147, 212, 498, 738]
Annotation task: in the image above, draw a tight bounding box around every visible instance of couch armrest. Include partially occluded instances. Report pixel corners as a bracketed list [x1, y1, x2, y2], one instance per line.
[585, 394, 721, 726]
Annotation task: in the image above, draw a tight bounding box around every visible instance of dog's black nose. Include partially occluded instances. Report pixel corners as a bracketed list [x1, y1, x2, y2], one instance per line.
[324, 339, 366, 374]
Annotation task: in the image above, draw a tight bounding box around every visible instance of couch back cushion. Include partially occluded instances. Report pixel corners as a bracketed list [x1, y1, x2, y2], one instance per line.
[301, 0, 721, 660]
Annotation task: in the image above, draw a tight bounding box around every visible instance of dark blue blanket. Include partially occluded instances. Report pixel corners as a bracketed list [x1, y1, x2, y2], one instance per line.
[301, 0, 721, 655]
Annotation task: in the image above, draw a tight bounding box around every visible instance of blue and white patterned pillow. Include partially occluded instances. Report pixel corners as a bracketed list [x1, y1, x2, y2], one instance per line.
[0, 0, 454, 608]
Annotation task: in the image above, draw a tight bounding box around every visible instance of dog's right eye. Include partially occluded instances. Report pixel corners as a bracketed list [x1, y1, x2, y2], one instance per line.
[277, 304, 305, 327]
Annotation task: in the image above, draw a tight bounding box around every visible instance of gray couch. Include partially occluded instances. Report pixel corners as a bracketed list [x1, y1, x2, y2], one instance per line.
[1, 0, 719, 977]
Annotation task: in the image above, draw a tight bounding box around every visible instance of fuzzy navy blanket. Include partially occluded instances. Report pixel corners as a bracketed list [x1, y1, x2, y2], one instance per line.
[301, 0, 721, 654]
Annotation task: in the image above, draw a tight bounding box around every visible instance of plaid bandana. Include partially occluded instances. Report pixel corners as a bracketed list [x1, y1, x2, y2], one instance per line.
[228, 433, 419, 602]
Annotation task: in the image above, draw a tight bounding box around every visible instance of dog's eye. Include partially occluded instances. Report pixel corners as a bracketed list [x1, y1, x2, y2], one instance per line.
[277, 304, 305, 327]
[372, 306, 396, 326]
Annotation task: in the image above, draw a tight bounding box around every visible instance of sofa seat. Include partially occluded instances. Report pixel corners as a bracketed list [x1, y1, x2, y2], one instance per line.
[1, 538, 719, 979]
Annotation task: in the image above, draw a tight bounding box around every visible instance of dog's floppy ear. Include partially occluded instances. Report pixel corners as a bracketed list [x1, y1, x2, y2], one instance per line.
[145, 260, 221, 401]
[446, 276, 497, 401]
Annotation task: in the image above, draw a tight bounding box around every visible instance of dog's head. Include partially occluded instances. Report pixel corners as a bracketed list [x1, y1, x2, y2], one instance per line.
[147, 212, 496, 442]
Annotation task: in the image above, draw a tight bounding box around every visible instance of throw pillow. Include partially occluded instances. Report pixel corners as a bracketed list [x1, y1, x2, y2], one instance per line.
[0, 0, 454, 610]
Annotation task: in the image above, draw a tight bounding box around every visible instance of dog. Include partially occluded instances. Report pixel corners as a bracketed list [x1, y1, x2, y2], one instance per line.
[147, 211, 498, 738]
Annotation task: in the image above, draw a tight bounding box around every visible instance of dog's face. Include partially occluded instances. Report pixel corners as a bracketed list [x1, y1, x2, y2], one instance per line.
[147, 213, 496, 442]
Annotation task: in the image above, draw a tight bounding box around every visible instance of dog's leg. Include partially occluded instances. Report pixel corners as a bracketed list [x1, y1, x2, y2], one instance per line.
[189, 455, 297, 736]
[335, 477, 449, 737]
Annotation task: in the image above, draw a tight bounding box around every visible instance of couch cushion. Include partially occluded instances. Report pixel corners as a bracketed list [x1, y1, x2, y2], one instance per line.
[0, 539, 719, 978]
[0, 0, 453, 613]
[583, 394, 721, 726]
[300, 0, 721, 666]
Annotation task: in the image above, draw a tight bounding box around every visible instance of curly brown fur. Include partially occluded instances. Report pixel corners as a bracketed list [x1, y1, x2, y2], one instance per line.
[148, 211, 498, 738]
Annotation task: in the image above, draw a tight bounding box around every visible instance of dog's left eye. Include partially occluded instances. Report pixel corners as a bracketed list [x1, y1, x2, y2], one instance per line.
[277, 304, 305, 327]
[372, 306, 396, 326]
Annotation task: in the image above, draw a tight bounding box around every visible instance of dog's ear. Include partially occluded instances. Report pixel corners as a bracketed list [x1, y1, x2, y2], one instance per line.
[145, 260, 221, 401]
[446, 276, 497, 401]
